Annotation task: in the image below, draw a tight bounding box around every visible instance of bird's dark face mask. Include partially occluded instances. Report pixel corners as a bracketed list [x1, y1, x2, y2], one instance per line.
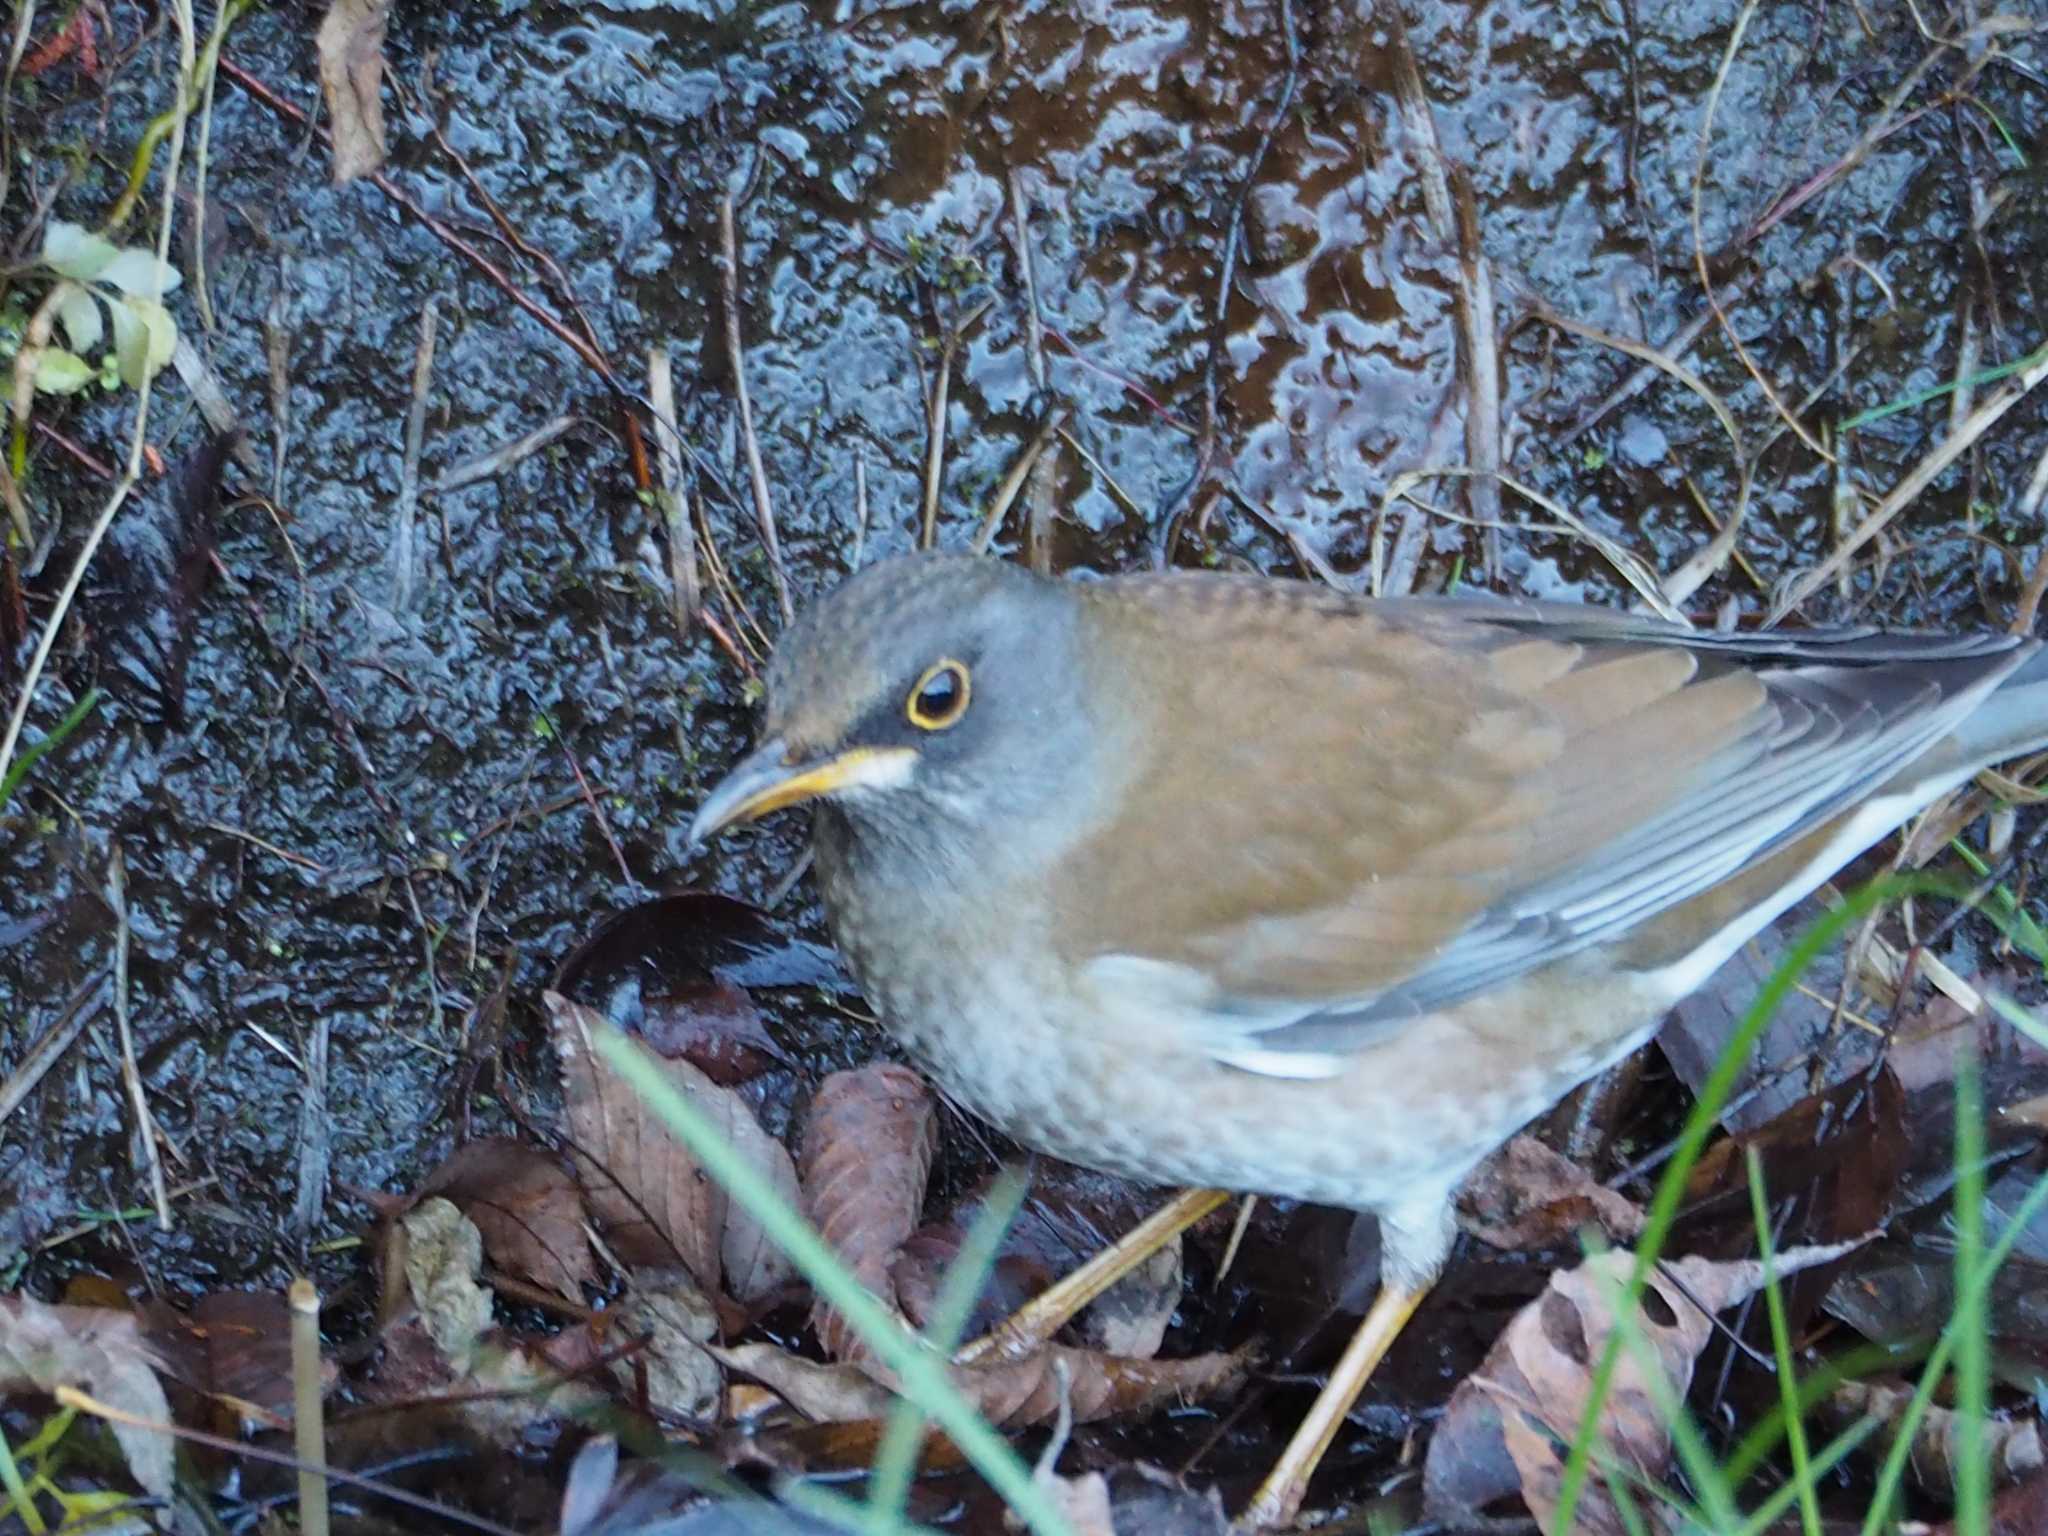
[687, 554, 1094, 852]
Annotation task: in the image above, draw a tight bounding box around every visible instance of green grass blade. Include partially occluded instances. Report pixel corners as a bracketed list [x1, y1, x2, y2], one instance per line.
[1734, 1413, 1879, 1536]
[868, 1171, 1028, 1523]
[1857, 1154, 2048, 1534]
[1745, 1148, 1821, 1536]
[0, 688, 101, 810]
[0, 1423, 46, 1536]
[1952, 1058, 1989, 1534]
[1552, 875, 1915, 1532]
[593, 1028, 1073, 1536]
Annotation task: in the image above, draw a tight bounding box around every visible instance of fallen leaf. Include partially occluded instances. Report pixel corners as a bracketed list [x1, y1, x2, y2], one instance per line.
[379, 1198, 610, 1443]
[611, 1268, 722, 1420]
[0, 1295, 174, 1499]
[1922, 1467, 2048, 1536]
[639, 976, 792, 1087]
[1825, 1378, 2045, 1498]
[549, 991, 798, 1302]
[402, 1196, 493, 1368]
[800, 1063, 937, 1361]
[421, 1136, 594, 1301]
[142, 1290, 320, 1432]
[711, 1337, 1249, 1429]
[1423, 1239, 1862, 1532]
[551, 891, 850, 1014]
[1459, 1135, 1645, 1251]
[315, 0, 390, 182]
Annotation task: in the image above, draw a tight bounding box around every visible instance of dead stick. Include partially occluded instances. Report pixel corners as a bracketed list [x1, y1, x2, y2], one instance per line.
[718, 190, 794, 624]
[106, 848, 171, 1228]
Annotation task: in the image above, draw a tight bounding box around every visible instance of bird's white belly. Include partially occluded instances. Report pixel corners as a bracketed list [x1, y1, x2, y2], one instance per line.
[864, 947, 1662, 1220]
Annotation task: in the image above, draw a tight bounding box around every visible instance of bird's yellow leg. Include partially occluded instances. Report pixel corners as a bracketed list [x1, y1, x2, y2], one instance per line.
[954, 1187, 1232, 1364]
[1235, 1283, 1432, 1531]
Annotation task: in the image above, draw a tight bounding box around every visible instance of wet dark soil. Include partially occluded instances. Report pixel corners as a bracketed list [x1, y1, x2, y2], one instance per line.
[3, 0, 2046, 1529]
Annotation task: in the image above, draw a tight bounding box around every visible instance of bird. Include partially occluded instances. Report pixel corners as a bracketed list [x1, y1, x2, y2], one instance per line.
[688, 551, 2048, 1527]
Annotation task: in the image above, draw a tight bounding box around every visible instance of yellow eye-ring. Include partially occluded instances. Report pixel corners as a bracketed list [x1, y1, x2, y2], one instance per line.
[905, 658, 972, 730]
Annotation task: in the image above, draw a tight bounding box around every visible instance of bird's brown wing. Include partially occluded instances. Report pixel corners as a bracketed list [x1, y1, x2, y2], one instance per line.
[1051, 575, 2026, 1064]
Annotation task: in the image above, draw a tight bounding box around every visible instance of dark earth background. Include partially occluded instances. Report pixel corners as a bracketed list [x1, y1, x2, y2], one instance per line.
[3, 0, 2046, 1529]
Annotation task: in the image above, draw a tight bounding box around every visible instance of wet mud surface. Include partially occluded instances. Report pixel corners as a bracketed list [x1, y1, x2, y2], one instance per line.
[3, 0, 2045, 1527]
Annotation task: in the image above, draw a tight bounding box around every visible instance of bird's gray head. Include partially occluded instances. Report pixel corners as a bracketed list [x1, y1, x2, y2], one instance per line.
[688, 554, 1089, 851]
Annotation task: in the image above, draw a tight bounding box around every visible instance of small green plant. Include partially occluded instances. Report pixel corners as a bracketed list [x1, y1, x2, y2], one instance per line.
[10, 222, 180, 400]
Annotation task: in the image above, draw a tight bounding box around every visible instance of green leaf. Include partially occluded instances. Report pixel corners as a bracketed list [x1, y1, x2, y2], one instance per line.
[31, 348, 97, 396]
[96, 247, 182, 299]
[107, 297, 176, 389]
[39, 220, 119, 282]
[53, 285, 103, 355]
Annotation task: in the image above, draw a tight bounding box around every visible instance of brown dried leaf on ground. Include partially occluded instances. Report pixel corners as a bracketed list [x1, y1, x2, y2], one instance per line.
[142, 1290, 326, 1432]
[711, 1337, 1249, 1428]
[891, 1162, 1175, 1350]
[548, 990, 799, 1303]
[800, 1063, 936, 1361]
[0, 1294, 174, 1499]
[1423, 1240, 1862, 1533]
[1459, 1134, 1645, 1251]
[1922, 1468, 2048, 1536]
[401, 1196, 495, 1368]
[608, 1268, 722, 1421]
[1039, 1464, 1230, 1536]
[314, 0, 389, 182]
[638, 975, 793, 1087]
[421, 1136, 594, 1301]
[376, 1197, 608, 1440]
[1825, 1380, 2045, 1498]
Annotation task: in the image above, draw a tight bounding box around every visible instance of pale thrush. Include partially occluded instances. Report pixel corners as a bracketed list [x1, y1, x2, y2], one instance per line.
[689, 552, 2048, 1525]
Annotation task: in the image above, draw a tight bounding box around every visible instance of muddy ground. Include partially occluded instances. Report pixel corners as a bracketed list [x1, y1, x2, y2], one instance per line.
[3, 0, 2046, 1530]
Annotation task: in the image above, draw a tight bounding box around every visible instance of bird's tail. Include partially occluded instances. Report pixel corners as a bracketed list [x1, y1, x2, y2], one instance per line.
[1949, 645, 2048, 768]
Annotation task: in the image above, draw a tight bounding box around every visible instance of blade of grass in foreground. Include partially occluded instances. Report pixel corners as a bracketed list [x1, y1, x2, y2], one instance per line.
[0, 687, 100, 810]
[868, 1171, 1029, 1525]
[1549, 876, 1915, 1533]
[1951, 1057, 1989, 1534]
[1854, 1140, 2048, 1536]
[593, 1027, 1074, 1536]
[1745, 1148, 1821, 1536]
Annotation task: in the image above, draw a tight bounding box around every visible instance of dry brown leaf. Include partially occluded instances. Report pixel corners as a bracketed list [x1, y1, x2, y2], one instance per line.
[141, 1290, 327, 1433]
[548, 990, 798, 1302]
[800, 1063, 936, 1361]
[1423, 1240, 1861, 1532]
[711, 1337, 1248, 1429]
[1920, 1467, 2048, 1535]
[1460, 1135, 1645, 1251]
[402, 1196, 493, 1368]
[314, 0, 389, 182]
[1827, 1379, 2045, 1498]
[422, 1136, 594, 1302]
[639, 975, 792, 1086]
[0, 1294, 174, 1499]
[611, 1268, 722, 1420]
[383, 1198, 610, 1440]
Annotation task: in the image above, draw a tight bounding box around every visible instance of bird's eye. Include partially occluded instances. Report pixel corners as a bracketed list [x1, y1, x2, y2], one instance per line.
[905, 658, 971, 731]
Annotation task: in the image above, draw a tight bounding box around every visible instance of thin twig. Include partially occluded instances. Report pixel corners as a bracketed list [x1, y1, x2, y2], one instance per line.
[392, 295, 438, 610]
[648, 345, 698, 636]
[1386, 5, 1502, 573]
[920, 298, 994, 549]
[920, 333, 954, 549]
[851, 443, 870, 568]
[1008, 168, 1048, 393]
[1770, 340, 2048, 621]
[106, 849, 170, 1229]
[718, 189, 794, 623]
[972, 406, 1069, 554]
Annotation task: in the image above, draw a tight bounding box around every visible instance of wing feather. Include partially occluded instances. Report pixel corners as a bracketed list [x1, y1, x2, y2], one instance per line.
[1052, 577, 2031, 1065]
